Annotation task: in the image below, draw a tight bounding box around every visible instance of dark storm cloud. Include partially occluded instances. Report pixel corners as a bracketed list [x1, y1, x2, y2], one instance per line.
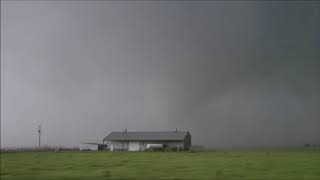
[1, 2, 319, 147]
[166, 3, 320, 147]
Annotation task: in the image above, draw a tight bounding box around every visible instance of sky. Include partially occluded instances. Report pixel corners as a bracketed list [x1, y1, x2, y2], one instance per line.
[1, 1, 320, 148]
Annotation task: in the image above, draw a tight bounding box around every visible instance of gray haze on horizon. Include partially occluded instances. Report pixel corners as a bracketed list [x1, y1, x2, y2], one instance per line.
[1, 1, 320, 148]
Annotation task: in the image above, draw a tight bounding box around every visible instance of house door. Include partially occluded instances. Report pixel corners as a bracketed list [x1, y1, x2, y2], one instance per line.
[128, 141, 140, 151]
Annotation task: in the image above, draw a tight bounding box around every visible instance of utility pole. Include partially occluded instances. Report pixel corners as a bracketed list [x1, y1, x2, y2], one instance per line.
[38, 125, 41, 150]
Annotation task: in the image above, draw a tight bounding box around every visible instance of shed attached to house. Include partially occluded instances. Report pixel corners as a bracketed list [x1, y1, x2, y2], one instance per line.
[103, 131, 191, 151]
[79, 143, 108, 151]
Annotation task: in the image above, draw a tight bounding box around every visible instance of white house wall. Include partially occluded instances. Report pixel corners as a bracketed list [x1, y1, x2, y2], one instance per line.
[110, 141, 129, 151]
[108, 140, 184, 151]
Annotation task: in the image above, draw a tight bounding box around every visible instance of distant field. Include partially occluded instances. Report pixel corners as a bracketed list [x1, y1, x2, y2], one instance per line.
[1, 149, 320, 180]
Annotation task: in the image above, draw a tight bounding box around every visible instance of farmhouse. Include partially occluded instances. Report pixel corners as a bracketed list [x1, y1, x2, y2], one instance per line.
[103, 131, 191, 151]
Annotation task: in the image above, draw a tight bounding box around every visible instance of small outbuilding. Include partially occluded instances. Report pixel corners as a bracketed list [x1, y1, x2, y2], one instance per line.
[103, 131, 191, 151]
[79, 143, 108, 151]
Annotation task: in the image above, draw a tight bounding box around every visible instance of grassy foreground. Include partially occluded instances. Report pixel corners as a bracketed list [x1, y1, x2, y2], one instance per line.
[1, 149, 320, 179]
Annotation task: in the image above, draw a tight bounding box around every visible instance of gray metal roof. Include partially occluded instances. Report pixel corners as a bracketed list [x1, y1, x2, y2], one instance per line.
[104, 131, 189, 141]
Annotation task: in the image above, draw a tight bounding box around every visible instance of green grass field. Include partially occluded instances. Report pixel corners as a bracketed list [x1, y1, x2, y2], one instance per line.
[1, 149, 320, 179]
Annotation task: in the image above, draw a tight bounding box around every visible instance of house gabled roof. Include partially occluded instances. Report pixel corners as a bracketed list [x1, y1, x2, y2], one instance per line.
[103, 131, 189, 141]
